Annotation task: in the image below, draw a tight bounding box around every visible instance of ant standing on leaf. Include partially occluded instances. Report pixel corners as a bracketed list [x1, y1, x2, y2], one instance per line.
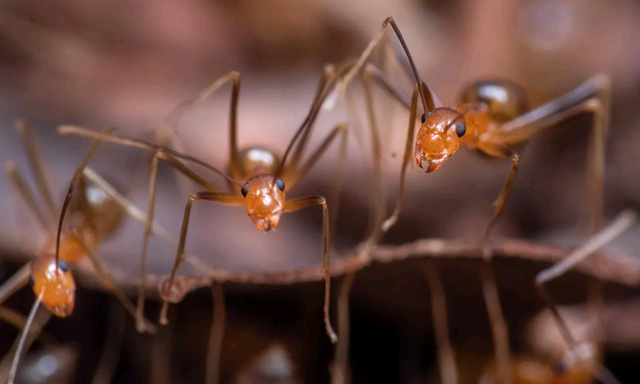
[331, 16, 611, 384]
[58, 64, 360, 345]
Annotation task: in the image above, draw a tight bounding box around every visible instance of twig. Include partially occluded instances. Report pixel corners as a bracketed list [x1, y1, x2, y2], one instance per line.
[8, 237, 638, 298]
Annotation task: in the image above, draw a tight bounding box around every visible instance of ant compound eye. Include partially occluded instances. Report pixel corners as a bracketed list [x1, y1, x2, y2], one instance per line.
[275, 178, 285, 191]
[28, 275, 35, 286]
[58, 261, 69, 272]
[241, 183, 249, 197]
[455, 122, 466, 138]
[554, 360, 568, 375]
[421, 113, 426, 123]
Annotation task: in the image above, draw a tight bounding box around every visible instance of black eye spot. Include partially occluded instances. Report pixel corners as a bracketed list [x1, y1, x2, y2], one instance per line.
[455, 122, 466, 137]
[275, 179, 285, 191]
[58, 261, 69, 272]
[28, 275, 35, 286]
[421, 111, 432, 124]
[241, 183, 249, 197]
[554, 360, 567, 375]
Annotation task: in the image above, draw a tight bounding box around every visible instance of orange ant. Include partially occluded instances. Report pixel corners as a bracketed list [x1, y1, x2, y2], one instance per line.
[57, 65, 355, 344]
[0, 121, 177, 383]
[332, 16, 611, 384]
[478, 209, 636, 384]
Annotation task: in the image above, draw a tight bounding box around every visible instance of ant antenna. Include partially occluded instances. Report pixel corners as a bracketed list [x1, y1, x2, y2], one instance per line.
[7, 291, 43, 384]
[383, 17, 429, 114]
[55, 127, 116, 272]
[274, 74, 339, 181]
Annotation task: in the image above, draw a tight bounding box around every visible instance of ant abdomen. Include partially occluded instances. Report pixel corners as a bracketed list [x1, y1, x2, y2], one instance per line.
[235, 147, 281, 177]
[67, 175, 126, 238]
[460, 79, 529, 123]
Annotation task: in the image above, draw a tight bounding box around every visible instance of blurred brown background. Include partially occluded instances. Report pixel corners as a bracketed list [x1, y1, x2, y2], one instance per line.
[1, 0, 640, 383]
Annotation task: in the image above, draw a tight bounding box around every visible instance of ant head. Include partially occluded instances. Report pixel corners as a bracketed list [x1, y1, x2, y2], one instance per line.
[241, 175, 286, 232]
[67, 174, 125, 239]
[234, 147, 281, 178]
[30, 255, 76, 318]
[414, 108, 466, 173]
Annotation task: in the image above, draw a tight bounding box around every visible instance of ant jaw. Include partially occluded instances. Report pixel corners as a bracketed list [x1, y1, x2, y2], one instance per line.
[252, 215, 281, 232]
[47, 301, 75, 318]
[415, 152, 446, 173]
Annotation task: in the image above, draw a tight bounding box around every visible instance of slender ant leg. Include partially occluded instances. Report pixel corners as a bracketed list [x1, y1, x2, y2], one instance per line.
[206, 282, 225, 384]
[330, 272, 356, 384]
[284, 196, 337, 343]
[159, 192, 244, 325]
[535, 210, 636, 384]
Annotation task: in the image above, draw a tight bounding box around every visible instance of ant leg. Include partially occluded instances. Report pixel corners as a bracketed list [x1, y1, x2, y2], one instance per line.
[360, 64, 386, 244]
[496, 75, 611, 232]
[57, 125, 235, 188]
[0, 306, 56, 344]
[0, 160, 42, 306]
[82, 167, 172, 239]
[206, 282, 225, 384]
[5, 291, 43, 384]
[535, 210, 635, 384]
[358, 64, 422, 236]
[285, 65, 337, 175]
[82, 166, 219, 277]
[69, 227, 158, 333]
[380, 85, 420, 234]
[479, 259, 511, 384]
[330, 271, 356, 384]
[161, 72, 242, 177]
[14, 119, 56, 219]
[329, 122, 349, 242]
[475, 144, 520, 240]
[0, 264, 30, 308]
[150, 319, 174, 384]
[4, 161, 52, 233]
[284, 123, 348, 188]
[423, 261, 458, 384]
[136, 154, 159, 333]
[285, 196, 338, 343]
[159, 192, 244, 325]
[277, 66, 345, 178]
[91, 298, 125, 384]
[473, 142, 518, 384]
[153, 72, 240, 198]
[535, 210, 635, 346]
[0, 307, 51, 382]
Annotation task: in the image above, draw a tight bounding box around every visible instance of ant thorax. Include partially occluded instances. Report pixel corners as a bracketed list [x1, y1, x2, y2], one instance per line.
[241, 174, 286, 232]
